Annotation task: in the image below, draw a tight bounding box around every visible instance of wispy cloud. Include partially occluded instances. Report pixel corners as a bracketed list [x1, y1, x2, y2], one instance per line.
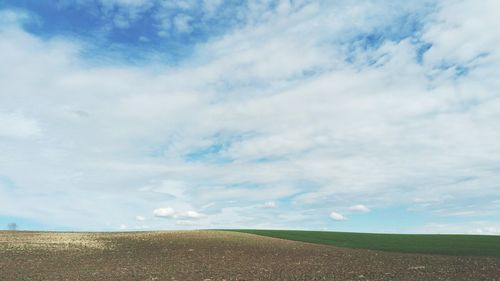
[0, 113, 41, 138]
[0, 1, 499, 232]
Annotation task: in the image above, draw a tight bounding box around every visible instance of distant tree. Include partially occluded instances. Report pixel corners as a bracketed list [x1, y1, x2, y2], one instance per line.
[7, 222, 17, 231]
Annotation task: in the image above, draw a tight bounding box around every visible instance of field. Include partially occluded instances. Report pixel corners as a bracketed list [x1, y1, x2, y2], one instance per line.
[1, 230, 499, 281]
[229, 229, 500, 257]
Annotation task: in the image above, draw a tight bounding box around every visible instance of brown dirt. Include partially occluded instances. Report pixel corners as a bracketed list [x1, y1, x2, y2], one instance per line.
[0, 230, 498, 281]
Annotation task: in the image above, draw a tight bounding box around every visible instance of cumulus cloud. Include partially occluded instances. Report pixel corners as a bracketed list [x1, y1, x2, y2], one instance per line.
[329, 211, 346, 221]
[153, 207, 205, 220]
[153, 207, 176, 218]
[348, 204, 370, 213]
[135, 215, 145, 221]
[263, 201, 277, 209]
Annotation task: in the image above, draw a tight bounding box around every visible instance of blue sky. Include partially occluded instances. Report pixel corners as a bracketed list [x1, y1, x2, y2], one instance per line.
[1, 0, 500, 234]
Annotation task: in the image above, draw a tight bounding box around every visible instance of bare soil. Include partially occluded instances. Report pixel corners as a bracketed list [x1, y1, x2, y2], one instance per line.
[0, 231, 498, 280]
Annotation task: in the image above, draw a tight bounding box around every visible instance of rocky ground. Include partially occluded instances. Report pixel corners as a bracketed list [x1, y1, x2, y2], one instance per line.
[0, 230, 498, 280]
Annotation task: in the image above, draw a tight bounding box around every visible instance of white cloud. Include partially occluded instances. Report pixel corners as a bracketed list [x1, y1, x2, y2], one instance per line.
[418, 221, 500, 235]
[153, 207, 205, 220]
[263, 201, 277, 208]
[475, 227, 500, 235]
[184, 210, 205, 219]
[422, 0, 500, 65]
[135, 215, 145, 221]
[1, 0, 500, 232]
[173, 14, 193, 33]
[0, 113, 41, 138]
[348, 204, 370, 213]
[153, 207, 176, 218]
[329, 211, 346, 221]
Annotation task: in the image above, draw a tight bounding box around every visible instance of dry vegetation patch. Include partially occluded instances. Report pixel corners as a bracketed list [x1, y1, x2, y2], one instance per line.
[0, 231, 110, 251]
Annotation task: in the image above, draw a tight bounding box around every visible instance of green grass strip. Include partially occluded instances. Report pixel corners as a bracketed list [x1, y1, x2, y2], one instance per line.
[226, 229, 500, 257]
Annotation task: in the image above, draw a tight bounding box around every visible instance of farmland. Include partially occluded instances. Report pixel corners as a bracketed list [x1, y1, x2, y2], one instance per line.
[230, 229, 500, 257]
[1, 230, 499, 280]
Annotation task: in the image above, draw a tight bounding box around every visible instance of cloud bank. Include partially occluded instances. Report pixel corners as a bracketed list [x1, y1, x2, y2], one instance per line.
[0, 0, 499, 233]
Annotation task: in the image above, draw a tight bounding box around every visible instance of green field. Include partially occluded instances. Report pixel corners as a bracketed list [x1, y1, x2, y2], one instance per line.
[227, 229, 500, 257]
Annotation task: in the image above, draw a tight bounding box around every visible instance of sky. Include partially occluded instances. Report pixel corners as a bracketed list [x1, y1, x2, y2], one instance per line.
[0, 0, 499, 234]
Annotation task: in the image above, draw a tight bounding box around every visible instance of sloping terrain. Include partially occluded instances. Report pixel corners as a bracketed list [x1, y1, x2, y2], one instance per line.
[0, 231, 499, 280]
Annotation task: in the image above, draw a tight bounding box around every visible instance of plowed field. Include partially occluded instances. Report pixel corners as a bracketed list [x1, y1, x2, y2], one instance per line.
[1, 231, 498, 280]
